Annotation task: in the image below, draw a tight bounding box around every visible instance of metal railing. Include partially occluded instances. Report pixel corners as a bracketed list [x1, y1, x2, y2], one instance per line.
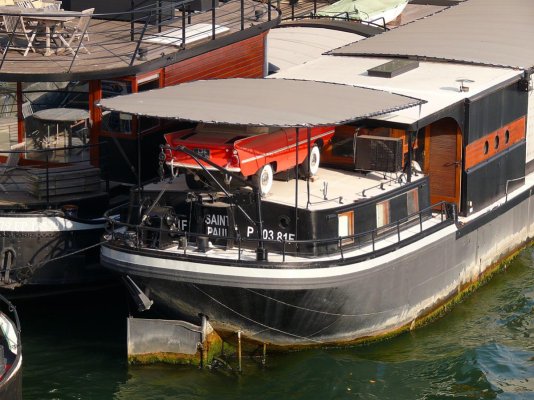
[281, 3, 388, 31]
[105, 200, 456, 264]
[0, 141, 109, 206]
[0, 0, 279, 74]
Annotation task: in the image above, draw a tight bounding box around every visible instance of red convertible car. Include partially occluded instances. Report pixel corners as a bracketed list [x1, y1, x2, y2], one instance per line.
[164, 123, 335, 195]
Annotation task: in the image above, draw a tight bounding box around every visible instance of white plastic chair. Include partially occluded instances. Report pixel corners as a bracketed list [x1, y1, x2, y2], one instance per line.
[55, 8, 94, 55]
[2, 15, 39, 57]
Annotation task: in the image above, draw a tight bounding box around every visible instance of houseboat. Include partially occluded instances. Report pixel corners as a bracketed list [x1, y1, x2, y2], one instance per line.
[0, 0, 280, 292]
[98, 0, 534, 352]
[0, 294, 22, 399]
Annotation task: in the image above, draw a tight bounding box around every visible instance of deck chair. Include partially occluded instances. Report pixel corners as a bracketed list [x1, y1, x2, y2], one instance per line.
[2, 15, 39, 57]
[42, 0, 62, 10]
[0, 142, 25, 193]
[14, 0, 36, 7]
[55, 8, 94, 55]
[21, 101, 33, 119]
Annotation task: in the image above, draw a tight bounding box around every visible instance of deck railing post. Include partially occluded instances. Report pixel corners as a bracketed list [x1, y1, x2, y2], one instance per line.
[45, 150, 50, 205]
[268, 0, 271, 20]
[130, 16, 150, 66]
[240, 0, 244, 30]
[371, 230, 375, 252]
[130, 0, 135, 41]
[157, 0, 162, 33]
[397, 220, 401, 243]
[182, 7, 186, 47]
[419, 211, 423, 232]
[0, 16, 21, 70]
[212, 0, 216, 39]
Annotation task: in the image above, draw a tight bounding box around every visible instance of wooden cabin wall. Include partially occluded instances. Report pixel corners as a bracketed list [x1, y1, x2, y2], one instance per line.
[164, 32, 267, 86]
[461, 82, 528, 214]
[100, 32, 267, 184]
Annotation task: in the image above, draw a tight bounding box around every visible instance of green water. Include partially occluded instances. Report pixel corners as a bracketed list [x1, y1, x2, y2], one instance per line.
[16, 247, 534, 399]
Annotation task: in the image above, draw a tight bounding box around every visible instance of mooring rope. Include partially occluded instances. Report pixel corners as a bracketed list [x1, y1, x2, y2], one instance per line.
[5, 240, 109, 274]
[244, 288, 402, 318]
[192, 283, 325, 344]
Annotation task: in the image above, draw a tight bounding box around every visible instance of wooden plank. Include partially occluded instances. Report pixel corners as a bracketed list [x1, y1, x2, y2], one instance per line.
[464, 116, 526, 170]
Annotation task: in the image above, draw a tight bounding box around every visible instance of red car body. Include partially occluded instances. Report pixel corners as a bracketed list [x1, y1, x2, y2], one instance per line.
[164, 123, 335, 178]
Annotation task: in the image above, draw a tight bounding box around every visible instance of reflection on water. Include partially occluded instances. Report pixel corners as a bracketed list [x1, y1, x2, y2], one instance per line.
[18, 248, 534, 399]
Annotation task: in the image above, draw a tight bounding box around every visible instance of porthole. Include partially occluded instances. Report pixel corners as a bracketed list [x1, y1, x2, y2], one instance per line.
[483, 141, 489, 155]
[494, 135, 500, 149]
[279, 215, 290, 229]
[505, 130, 510, 144]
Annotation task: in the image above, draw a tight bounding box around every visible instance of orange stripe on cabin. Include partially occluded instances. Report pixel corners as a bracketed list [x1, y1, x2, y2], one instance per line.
[464, 116, 525, 171]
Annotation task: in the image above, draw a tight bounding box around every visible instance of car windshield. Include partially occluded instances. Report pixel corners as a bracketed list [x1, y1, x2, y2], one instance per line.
[196, 123, 279, 135]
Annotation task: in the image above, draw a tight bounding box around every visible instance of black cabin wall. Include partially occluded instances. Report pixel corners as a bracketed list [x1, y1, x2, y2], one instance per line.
[461, 81, 527, 213]
[462, 142, 526, 212]
[100, 134, 166, 184]
[465, 83, 527, 144]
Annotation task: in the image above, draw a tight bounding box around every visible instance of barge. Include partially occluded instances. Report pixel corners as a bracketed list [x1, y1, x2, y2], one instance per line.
[97, 0, 534, 352]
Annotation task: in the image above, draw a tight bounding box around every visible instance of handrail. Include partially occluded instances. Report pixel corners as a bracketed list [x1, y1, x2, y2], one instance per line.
[105, 200, 455, 262]
[281, 11, 389, 30]
[0, 141, 110, 206]
[0, 0, 280, 74]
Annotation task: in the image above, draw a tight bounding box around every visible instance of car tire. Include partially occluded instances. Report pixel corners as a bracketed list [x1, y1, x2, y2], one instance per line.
[300, 145, 321, 177]
[185, 173, 206, 190]
[252, 164, 274, 196]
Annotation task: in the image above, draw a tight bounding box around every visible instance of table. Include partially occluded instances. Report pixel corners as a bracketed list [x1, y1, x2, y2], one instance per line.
[0, 6, 78, 55]
[33, 107, 90, 151]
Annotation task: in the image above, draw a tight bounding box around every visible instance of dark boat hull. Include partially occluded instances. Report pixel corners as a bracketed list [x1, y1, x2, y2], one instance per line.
[102, 183, 534, 347]
[0, 213, 112, 289]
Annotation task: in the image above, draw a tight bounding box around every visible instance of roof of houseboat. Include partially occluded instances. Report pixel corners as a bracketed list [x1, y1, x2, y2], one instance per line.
[267, 27, 365, 72]
[96, 77, 424, 127]
[330, 0, 534, 71]
[270, 56, 523, 127]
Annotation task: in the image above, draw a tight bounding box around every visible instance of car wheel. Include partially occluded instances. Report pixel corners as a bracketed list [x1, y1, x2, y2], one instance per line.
[185, 173, 206, 190]
[300, 145, 321, 177]
[252, 164, 274, 196]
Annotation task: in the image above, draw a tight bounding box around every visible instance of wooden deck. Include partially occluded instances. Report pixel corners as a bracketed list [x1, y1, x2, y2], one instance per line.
[0, 0, 279, 79]
[0, 0, 451, 80]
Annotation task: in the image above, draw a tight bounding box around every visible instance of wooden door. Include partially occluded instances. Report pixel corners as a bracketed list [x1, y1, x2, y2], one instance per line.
[424, 118, 462, 207]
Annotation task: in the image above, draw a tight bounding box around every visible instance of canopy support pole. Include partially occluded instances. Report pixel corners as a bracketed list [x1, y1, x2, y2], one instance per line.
[294, 127, 299, 241]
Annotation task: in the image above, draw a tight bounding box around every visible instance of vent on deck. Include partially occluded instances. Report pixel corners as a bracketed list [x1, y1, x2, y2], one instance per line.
[367, 59, 419, 78]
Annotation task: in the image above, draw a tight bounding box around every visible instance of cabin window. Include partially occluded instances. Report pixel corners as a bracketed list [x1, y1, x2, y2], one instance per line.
[505, 130, 510, 144]
[494, 135, 500, 149]
[338, 211, 354, 244]
[483, 140, 489, 155]
[21, 81, 90, 161]
[137, 74, 161, 133]
[406, 188, 419, 216]
[376, 200, 390, 228]
[101, 80, 133, 135]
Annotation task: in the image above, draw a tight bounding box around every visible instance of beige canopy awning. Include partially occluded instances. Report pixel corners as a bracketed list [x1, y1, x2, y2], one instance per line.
[96, 78, 424, 127]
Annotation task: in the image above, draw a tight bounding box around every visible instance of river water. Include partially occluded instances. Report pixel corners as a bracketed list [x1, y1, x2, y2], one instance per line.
[15, 247, 534, 399]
